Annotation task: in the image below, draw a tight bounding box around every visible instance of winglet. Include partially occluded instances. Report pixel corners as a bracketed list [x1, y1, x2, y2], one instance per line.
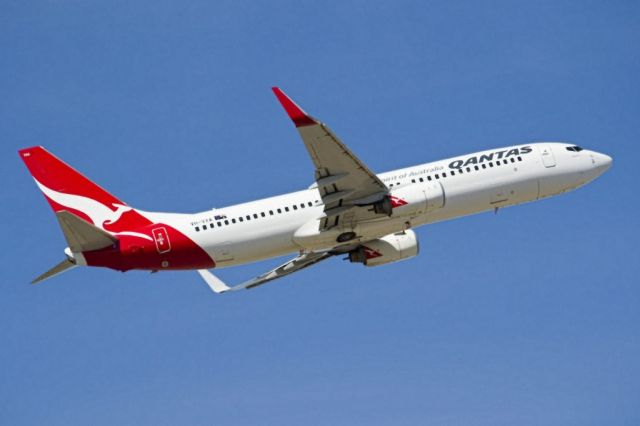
[197, 269, 231, 293]
[272, 87, 317, 127]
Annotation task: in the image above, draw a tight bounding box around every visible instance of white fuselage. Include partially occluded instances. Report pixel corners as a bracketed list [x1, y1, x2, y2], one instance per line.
[145, 142, 611, 268]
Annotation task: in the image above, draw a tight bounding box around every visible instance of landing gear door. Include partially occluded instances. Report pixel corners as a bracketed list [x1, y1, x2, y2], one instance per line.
[539, 145, 556, 168]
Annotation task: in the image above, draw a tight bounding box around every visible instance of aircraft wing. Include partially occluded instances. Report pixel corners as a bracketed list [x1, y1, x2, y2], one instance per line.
[272, 87, 389, 229]
[197, 250, 335, 293]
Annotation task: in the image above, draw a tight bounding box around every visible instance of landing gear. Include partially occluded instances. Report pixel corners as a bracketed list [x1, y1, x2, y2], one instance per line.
[337, 231, 356, 243]
[347, 247, 367, 264]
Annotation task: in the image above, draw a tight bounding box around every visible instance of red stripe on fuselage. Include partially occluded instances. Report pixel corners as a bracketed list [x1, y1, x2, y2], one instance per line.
[83, 223, 215, 271]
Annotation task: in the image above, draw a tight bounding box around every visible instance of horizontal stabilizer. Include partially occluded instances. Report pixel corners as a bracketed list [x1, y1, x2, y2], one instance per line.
[31, 258, 76, 284]
[56, 211, 118, 252]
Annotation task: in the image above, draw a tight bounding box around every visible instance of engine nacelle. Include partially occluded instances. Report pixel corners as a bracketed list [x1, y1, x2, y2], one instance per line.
[348, 229, 419, 267]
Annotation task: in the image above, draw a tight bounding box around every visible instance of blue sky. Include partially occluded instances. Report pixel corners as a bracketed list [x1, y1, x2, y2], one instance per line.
[1, 1, 639, 424]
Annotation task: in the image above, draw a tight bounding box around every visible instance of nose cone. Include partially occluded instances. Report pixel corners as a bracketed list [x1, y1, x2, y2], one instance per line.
[594, 152, 613, 172]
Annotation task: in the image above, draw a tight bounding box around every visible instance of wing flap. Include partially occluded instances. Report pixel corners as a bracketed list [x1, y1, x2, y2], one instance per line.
[198, 251, 335, 293]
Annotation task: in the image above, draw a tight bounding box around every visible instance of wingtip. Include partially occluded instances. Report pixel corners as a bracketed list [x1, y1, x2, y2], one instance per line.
[271, 87, 317, 127]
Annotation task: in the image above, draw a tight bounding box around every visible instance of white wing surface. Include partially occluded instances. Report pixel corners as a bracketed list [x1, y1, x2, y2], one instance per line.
[272, 87, 389, 230]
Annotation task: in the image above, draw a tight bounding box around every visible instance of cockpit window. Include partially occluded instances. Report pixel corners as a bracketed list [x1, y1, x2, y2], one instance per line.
[566, 145, 584, 152]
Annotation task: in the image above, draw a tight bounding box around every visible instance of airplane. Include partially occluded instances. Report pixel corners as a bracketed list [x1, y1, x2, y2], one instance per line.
[18, 87, 612, 293]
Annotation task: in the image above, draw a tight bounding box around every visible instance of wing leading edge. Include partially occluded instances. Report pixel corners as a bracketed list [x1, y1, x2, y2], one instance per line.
[272, 87, 389, 229]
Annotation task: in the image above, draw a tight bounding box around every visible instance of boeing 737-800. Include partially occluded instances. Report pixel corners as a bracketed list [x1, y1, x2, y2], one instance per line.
[19, 87, 612, 292]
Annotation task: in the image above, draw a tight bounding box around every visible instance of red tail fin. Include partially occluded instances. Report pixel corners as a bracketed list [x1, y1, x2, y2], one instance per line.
[19, 146, 151, 232]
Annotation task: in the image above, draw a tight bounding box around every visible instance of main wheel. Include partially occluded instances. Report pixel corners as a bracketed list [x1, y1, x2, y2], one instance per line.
[337, 231, 356, 243]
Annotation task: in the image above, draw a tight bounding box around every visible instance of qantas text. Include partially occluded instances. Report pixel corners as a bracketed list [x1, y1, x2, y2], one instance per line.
[448, 146, 533, 169]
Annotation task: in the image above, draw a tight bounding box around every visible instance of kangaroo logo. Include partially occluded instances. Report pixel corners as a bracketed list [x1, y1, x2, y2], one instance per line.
[389, 196, 408, 208]
[35, 179, 133, 229]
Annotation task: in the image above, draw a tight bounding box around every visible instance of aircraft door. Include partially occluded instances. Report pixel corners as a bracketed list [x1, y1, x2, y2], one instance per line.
[152, 227, 171, 254]
[539, 145, 556, 168]
[424, 181, 445, 212]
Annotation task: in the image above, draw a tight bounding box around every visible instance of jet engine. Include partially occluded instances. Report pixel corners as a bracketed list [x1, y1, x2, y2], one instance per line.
[348, 230, 419, 267]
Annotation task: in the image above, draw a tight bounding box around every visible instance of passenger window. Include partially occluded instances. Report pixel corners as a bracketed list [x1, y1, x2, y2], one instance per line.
[246, 215, 251, 220]
[261, 212, 266, 217]
[489, 162, 493, 167]
[195, 227, 200, 232]
[277, 208, 282, 214]
[232, 219, 236, 224]
[517, 156, 522, 161]
[300, 203, 305, 209]
[269, 210, 273, 215]
[482, 164, 486, 169]
[285, 207, 290, 212]
[224, 220, 229, 225]
[217, 222, 221, 227]
[510, 158, 515, 163]
[419, 177, 423, 182]
[474, 165, 479, 171]
[308, 202, 313, 207]
[427, 176, 432, 181]
[253, 214, 258, 219]
[466, 167, 471, 172]
[435, 174, 440, 179]
[239, 217, 243, 222]
[293, 205, 298, 210]
[451, 170, 455, 176]
[202, 224, 207, 230]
